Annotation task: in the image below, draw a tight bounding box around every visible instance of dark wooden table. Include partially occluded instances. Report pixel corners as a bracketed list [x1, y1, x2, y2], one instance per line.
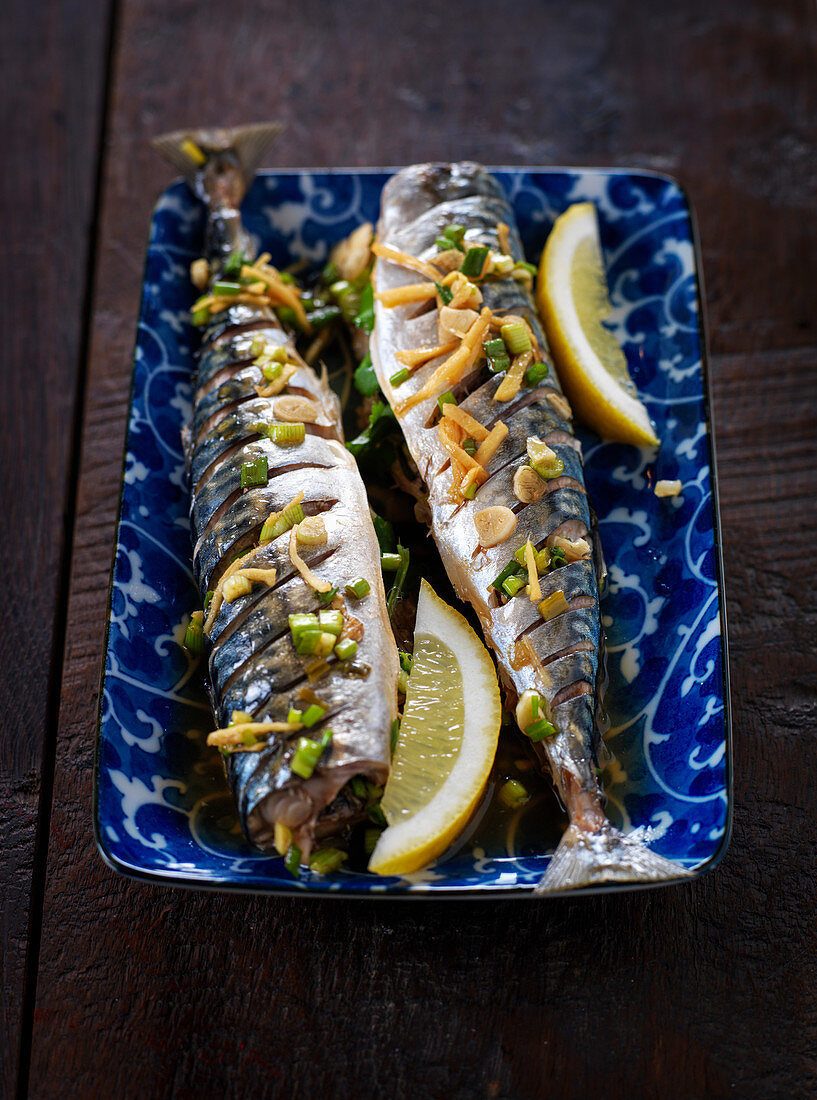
[3, 1, 816, 1096]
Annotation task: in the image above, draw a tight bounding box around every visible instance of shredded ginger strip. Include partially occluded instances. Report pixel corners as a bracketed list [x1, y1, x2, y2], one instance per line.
[396, 308, 491, 415]
[372, 241, 442, 282]
[289, 524, 333, 593]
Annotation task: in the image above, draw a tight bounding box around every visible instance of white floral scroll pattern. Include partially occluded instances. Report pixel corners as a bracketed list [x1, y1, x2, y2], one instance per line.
[95, 169, 729, 896]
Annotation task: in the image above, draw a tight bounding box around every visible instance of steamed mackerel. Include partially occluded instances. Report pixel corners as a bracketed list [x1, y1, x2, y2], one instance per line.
[154, 126, 398, 862]
[372, 163, 690, 892]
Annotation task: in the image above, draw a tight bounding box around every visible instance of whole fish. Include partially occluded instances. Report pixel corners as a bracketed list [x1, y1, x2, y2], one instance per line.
[371, 163, 690, 892]
[153, 125, 398, 866]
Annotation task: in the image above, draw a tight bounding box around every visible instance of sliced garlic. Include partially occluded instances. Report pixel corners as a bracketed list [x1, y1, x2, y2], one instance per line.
[513, 465, 547, 504]
[274, 394, 320, 423]
[438, 305, 479, 343]
[190, 258, 210, 289]
[432, 248, 464, 273]
[473, 505, 517, 548]
[549, 534, 592, 562]
[655, 479, 682, 498]
[515, 689, 544, 732]
[526, 436, 558, 467]
[295, 515, 328, 546]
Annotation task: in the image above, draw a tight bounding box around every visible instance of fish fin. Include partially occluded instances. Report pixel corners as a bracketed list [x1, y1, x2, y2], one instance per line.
[151, 123, 283, 193]
[534, 822, 693, 894]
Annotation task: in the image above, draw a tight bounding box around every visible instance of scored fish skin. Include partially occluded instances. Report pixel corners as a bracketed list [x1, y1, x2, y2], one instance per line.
[372, 163, 690, 891]
[154, 127, 398, 863]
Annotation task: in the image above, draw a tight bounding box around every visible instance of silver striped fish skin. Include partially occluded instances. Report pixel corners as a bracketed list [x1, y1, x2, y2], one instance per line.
[372, 163, 691, 891]
[154, 127, 398, 862]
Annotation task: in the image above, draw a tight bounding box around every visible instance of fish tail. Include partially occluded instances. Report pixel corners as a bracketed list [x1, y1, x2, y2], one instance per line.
[534, 822, 693, 894]
[151, 122, 283, 198]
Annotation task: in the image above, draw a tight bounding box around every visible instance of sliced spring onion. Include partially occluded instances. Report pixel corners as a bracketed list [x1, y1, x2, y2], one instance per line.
[316, 586, 339, 607]
[213, 280, 241, 296]
[538, 589, 570, 621]
[462, 437, 477, 456]
[462, 482, 477, 500]
[317, 609, 344, 636]
[460, 245, 489, 277]
[289, 612, 319, 644]
[386, 543, 410, 617]
[437, 391, 457, 412]
[524, 361, 549, 388]
[549, 546, 568, 568]
[183, 611, 204, 655]
[322, 260, 339, 284]
[397, 669, 409, 694]
[261, 361, 283, 383]
[434, 281, 454, 305]
[309, 848, 347, 875]
[514, 260, 537, 277]
[334, 638, 358, 661]
[268, 422, 306, 445]
[398, 651, 413, 673]
[204, 589, 214, 609]
[351, 776, 368, 800]
[498, 779, 530, 809]
[533, 456, 565, 481]
[381, 553, 402, 572]
[276, 306, 297, 326]
[345, 577, 371, 599]
[500, 321, 532, 355]
[222, 573, 253, 602]
[490, 560, 525, 593]
[307, 305, 342, 328]
[284, 843, 302, 877]
[525, 718, 557, 741]
[191, 307, 210, 326]
[368, 802, 387, 827]
[260, 501, 304, 544]
[301, 703, 327, 728]
[502, 574, 527, 599]
[390, 367, 410, 386]
[488, 253, 514, 277]
[435, 224, 465, 251]
[483, 338, 511, 374]
[291, 729, 333, 779]
[287, 707, 303, 726]
[240, 456, 268, 489]
[223, 249, 245, 276]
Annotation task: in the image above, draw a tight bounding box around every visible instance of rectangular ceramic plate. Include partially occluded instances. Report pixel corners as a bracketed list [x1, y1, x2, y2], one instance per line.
[94, 167, 731, 897]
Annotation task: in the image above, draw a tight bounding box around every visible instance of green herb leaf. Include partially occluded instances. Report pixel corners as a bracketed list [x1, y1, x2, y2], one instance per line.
[353, 282, 375, 333]
[434, 281, 453, 305]
[353, 352, 380, 397]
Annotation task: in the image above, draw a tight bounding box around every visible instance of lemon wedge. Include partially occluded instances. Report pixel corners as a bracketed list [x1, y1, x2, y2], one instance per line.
[368, 579, 501, 876]
[537, 202, 659, 446]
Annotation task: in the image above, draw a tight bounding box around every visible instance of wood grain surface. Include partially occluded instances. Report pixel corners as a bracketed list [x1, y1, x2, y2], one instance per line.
[9, 0, 817, 1096]
[0, 2, 112, 1095]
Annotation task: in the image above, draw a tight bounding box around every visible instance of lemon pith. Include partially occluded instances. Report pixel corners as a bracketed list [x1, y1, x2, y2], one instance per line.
[537, 202, 659, 447]
[368, 580, 501, 876]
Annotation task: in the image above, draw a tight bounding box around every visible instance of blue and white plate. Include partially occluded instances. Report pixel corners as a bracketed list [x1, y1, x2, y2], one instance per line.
[94, 168, 731, 897]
